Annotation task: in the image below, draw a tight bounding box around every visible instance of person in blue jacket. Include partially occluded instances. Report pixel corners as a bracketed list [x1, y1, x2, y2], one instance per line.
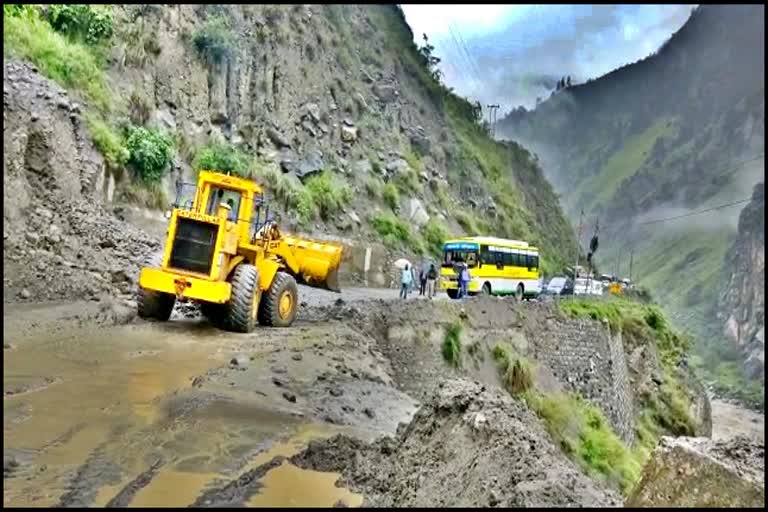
[400, 263, 413, 299]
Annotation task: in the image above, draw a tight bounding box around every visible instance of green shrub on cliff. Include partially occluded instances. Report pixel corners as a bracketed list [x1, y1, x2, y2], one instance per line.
[125, 126, 175, 184]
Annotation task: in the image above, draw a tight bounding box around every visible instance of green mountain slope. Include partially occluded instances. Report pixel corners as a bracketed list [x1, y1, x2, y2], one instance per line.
[497, 4, 765, 398]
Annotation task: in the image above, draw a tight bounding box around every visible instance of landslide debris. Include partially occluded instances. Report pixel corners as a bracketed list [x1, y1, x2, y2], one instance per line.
[290, 378, 622, 507]
[3, 60, 161, 304]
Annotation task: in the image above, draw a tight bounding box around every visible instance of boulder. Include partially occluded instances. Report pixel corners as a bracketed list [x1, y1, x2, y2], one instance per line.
[348, 211, 362, 225]
[373, 83, 398, 103]
[266, 127, 291, 148]
[409, 131, 431, 156]
[301, 119, 317, 137]
[627, 436, 764, 507]
[385, 158, 410, 176]
[305, 102, 321, 123]
[279, 149, 299, 174]
[296, 148, 325, 180]
[405, 198, 429, 227]
[341, 125, 358, 143]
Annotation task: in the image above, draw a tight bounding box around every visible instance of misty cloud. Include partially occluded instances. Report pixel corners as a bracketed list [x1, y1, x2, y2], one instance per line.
[402, 5, 695, 110]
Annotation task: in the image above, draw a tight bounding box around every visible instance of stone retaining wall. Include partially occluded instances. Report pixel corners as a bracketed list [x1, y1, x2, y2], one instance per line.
[529, 313, 636, 444]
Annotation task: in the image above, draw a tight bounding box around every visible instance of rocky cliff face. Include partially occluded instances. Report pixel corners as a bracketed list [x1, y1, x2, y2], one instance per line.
[3, 4, 579, 295]
[103, 4, 577, 263]
[108, 5, 442, 187]
[718, 183, 765, 381]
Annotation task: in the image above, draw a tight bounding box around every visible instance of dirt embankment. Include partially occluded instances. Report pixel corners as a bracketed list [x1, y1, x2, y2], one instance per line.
[291, 379, 622, 507]
[3, 61, 161, 305]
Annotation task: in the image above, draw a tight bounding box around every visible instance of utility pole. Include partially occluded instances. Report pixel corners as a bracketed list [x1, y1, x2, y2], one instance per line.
[486, 104, 500, 137]
[575, 209, 584, 278]
[586, 217, 599, 291]
[628, 249, 634, 283]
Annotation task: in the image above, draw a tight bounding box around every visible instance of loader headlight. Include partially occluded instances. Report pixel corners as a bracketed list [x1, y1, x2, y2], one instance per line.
[218, 253, 224, 267]
[164, 210, 172, 219]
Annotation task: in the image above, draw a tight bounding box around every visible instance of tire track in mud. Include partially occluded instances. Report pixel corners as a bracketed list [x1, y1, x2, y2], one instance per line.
[55, 443, 123, 508]
[190, 456, 286, 507]
[104, 457, 165, 508]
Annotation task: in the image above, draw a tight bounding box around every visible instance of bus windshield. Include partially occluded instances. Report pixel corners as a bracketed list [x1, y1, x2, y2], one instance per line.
[442, 245, 478, 268]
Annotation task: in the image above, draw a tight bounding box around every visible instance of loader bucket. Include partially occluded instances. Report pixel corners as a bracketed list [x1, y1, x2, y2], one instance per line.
[282, 235, 344, 292]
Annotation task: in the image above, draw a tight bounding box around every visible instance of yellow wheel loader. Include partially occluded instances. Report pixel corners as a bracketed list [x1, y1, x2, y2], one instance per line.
[136, 170, 343, 332]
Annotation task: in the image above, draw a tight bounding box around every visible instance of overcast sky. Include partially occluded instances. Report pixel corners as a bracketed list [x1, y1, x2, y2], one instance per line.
[401, 4, 695, 112]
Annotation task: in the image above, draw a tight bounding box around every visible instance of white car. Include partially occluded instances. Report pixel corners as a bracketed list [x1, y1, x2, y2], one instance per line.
[544, 277, 567, 295]
[574, 278, 604, 296]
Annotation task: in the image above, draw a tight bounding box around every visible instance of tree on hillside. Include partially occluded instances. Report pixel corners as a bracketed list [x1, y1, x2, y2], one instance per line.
[472, 100, 482, 123]
[419, 33, 443, 82]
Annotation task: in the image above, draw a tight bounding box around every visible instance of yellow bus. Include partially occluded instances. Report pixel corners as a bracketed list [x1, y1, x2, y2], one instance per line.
[439, 236, 541, 300]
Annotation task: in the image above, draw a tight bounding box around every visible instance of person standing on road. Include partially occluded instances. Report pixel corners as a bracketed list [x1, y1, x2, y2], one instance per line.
[458, 262, 471, 299]
[426, 263, 438, 299]
[400, 263, 413, 299]
[419, 264, 428, 296]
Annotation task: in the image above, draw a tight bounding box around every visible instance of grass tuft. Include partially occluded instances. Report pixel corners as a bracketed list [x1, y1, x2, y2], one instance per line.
[442, 321, 462, 367]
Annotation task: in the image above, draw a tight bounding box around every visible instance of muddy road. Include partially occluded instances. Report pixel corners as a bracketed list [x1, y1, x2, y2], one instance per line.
[3, 286, 427, 507]
[4, 286, 764, 507]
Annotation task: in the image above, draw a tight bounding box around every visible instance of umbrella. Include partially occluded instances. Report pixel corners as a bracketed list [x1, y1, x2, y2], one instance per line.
[393, 258, 411, 269]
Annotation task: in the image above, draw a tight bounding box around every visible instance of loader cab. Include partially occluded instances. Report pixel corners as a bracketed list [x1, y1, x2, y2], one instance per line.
[205, 187, 242, 222]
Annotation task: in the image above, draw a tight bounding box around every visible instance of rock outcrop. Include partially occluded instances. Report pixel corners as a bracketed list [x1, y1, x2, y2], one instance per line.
[627, 435, 765, 507]
[718, 182, 765, 381]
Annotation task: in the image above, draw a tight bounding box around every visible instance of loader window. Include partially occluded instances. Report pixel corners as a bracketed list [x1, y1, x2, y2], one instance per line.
[206, 187, 242, 221]
[173, 181, 197, 210]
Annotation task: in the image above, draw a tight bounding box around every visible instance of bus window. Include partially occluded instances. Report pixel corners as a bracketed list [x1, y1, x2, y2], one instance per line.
[480, 245, 491, 266]
[443, 248, 479, 268]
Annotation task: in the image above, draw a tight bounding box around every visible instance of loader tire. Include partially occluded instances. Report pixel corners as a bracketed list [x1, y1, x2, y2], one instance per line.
[257, 271, 298, 328]
[137, 252, 175, 321]
[224, 264, 260, 333]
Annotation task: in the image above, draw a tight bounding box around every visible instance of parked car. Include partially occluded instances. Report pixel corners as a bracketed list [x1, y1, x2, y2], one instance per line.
[573, 278, 589, 295]
[574, 278, 603, 296]
[559, 278, 574, 296]
[544, 277, 568, 295]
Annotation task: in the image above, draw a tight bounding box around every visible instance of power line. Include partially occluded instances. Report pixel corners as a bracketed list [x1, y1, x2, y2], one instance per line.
[592, 152, 764, 231]
[452, 24, 484, 85]
[444, 26, 482, 93]
[446, 24, 477, 82]
[637, 197, 753, 226]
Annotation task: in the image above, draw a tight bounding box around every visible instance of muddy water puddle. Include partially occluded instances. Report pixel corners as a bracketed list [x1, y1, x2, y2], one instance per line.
[3, 320, 366, 507]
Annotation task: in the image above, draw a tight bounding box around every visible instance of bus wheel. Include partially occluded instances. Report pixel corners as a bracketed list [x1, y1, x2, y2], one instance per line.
[515, 284, 524, 302]
[447, 288, 459, 300]
[482, 283, 492, 295]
